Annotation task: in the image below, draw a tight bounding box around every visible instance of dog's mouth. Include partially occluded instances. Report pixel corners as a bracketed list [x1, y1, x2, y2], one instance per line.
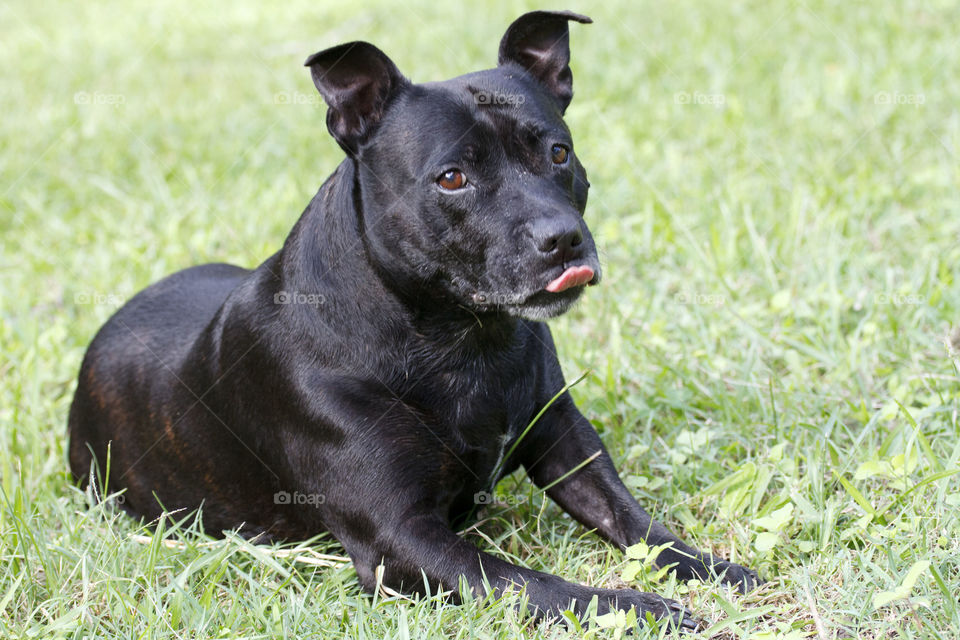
[544, 265, 597, 293]
[468, 262, 601, 319]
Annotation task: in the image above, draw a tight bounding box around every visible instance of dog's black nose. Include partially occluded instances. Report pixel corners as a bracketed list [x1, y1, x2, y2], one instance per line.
[532, 217, 583, 255]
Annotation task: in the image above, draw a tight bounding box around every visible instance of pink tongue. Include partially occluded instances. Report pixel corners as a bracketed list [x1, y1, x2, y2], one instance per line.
[545, 265, 595, 293]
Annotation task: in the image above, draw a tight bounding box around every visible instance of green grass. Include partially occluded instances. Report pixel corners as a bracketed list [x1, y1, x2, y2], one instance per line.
[2, 0, 959, 637]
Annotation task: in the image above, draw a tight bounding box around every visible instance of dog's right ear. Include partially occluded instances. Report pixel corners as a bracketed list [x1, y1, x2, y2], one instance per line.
[305, 42, 409, 155]
[498, 11, 591, 114]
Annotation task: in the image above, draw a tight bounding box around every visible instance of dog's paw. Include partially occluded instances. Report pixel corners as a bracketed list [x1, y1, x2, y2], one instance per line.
[672, 554, 763, 594]
[706, 558, 763, 593]
[597, 589, 701, 632]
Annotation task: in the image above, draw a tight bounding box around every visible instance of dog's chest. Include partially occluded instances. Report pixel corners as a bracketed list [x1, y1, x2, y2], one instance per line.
[422, 366, 533, 477]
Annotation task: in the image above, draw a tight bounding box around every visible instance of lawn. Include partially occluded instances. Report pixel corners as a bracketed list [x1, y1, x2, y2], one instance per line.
[1, 1, 958, 638]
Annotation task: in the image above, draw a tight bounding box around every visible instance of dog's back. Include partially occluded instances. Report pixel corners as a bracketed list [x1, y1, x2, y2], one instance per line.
[68, 263, 248, 501]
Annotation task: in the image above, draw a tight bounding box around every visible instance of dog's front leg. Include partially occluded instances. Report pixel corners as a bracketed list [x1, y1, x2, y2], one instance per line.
[519, 392, 761, 592]
[327, 506, 696, 629]
[278, 403, 695, 628]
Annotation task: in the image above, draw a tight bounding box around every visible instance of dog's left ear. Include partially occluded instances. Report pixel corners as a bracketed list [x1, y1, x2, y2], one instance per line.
[305, 42, 409, 155]
[498, 10, 591, 113]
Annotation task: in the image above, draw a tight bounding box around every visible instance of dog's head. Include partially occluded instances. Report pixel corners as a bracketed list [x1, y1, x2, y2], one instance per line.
[306, 11, 599, 320]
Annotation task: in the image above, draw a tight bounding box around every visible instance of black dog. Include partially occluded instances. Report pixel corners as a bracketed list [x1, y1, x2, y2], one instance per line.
[69, 10, 758, 629]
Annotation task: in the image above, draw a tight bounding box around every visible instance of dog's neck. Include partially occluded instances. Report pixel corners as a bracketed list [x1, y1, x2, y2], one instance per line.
[277, 159, 520, 361]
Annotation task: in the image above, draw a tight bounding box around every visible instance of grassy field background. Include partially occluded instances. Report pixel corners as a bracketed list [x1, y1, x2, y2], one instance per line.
[2, 1, 959, 638]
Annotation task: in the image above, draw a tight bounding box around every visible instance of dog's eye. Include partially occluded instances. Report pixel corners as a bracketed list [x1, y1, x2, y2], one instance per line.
[437, 169, 467, 190]
[551, 144, 569, 164]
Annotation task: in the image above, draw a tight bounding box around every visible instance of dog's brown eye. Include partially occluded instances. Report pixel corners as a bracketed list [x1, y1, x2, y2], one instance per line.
[551, 144, 569, 164]
[438, 169, 466, 190]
